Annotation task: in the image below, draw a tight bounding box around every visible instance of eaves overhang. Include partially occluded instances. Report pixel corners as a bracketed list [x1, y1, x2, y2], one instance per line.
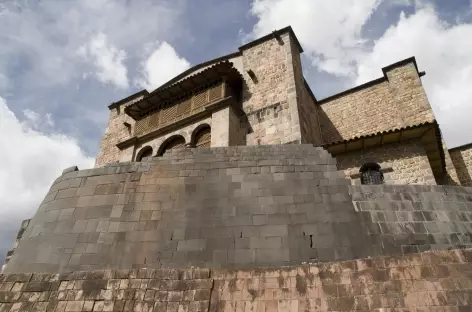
[323, 121, 447, 184]
[124, 61, 242, 120]
[117, 95, 241, 150]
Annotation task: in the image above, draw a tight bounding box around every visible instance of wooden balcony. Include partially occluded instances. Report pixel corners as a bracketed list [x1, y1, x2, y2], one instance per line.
[117, 61, 243, 150]
[133, 80, 234, 136]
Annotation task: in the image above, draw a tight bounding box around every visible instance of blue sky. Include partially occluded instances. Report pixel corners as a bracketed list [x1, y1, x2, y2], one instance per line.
[1, 0, 472, 260]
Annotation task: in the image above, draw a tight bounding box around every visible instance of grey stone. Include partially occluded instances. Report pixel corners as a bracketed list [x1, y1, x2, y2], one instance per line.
[62, 166, 78, 174]
[256, 249, 289, 264]
[228, 249, 255, 265]
[72, 220, 88, 233]
[250, 237, 282, 249]
[6, 144, 472, 273]
[177, 239, 207, 251]
[85, 206, 113, 219]
[259, 225, 288, 237]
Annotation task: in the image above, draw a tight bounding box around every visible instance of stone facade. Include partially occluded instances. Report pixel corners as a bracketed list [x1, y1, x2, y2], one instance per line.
[290, 39, 322, 146]
[5, 25, 472, 312]
[318, 61, 434, 144]
[336, 141, 437, 185]
[133, 118, 212, 162]
[442, 138, 461, 185]
[95, 28, 307, 167]
[93, 26, 472, 189]
[95, 94, 145, 167]
[450, 144, 472, 187]
[2, 249, 472, 311]
[241, 32, 302, 146]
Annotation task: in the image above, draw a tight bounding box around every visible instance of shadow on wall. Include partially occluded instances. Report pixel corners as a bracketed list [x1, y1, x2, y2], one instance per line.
[240, 78, 253, 140]
[317, 108, 343, 144]
[452, 153, 472, 186]
[444, 173, 460, 186]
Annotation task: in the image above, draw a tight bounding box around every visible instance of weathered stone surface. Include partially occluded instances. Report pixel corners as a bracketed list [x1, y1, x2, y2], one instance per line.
[95, 28, 307, 166]
[337, 140, 437, 185]
[318, 62, 434, 145]
[3, 145, 472, 274]
[1, 249, 472, 311]
[451, 144, 472, 187]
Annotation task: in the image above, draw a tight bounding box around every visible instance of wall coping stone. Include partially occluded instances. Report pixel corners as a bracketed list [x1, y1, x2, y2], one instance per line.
[62, 166, 78, 174]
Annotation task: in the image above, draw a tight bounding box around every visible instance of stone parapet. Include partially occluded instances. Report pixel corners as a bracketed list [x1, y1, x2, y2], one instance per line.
[1, 249, 472, 311]
[3, 145, 472, 274]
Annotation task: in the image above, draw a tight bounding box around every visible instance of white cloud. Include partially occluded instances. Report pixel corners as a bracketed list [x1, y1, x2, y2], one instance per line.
[389, 0, 426, 9]
[136, 42, 191, 91]
[0, 0, 185, 90]
[23, 109, 54, 131]
[247, 0, 382, 76]
[78, 33, 129, 88]
[0, 96, 94, 257]
[247, 0, 472, 147]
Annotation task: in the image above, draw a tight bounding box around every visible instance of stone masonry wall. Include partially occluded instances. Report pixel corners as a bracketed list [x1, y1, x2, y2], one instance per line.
[96, 29, 305, 166]
[385, 63, 433, 125]
[442, 139, 461, 186]
[290, 38, 322, 146]
[133, 117, 212, 161]
[2, 249, 472, 311]
[298, 85, 322, 146]
[319, 62, 435, 144]
[336, 140, 437, 185]
[241, 32, 302, 145]
[451, 144, 472, 187]
[96, 95, 145, 167]
[4, 145, 472, 275]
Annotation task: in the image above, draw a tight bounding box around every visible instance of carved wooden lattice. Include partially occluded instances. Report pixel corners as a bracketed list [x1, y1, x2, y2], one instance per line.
[169, 140, 185, 149]
[159, 137, 186, 156]
[208, 83, 223, 102]
[134, 115, 150, 135]
[160, 104, 177, 126]
[193, 90, 208, 110]
[148, 110, 160, 129]
[137, 147, 153, 161]
[195, 127, 211, 147]
[133, 81, 226, 136]
[176, 98, 192, 118]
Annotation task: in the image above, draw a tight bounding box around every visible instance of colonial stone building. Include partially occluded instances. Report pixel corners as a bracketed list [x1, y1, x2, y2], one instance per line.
[3, 27, 472, 311]
[96, 26, 472, 187]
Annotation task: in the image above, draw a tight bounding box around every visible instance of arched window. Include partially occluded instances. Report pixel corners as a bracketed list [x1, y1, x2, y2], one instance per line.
[360, 163, 384, 185]
[194, 126, 211, 147]
[136, 146, 153, 162]
[157, 135, 186, 156]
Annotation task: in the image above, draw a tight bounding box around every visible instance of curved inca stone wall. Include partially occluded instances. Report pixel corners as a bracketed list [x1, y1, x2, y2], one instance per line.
[3, 145, 472, 274]
[2, 249, 472, 311]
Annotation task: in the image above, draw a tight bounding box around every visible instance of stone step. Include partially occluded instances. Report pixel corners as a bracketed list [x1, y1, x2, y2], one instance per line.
[162, 144, 330, 156]
[156, 145, 335, 164]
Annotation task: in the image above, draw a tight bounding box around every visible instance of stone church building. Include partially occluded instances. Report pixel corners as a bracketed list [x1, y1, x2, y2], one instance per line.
[95, 26, 472, 187]
[4, 27, 472, 311]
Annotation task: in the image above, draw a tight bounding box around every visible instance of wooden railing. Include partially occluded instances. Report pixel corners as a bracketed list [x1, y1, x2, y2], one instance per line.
[134, 81, 226, 136]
